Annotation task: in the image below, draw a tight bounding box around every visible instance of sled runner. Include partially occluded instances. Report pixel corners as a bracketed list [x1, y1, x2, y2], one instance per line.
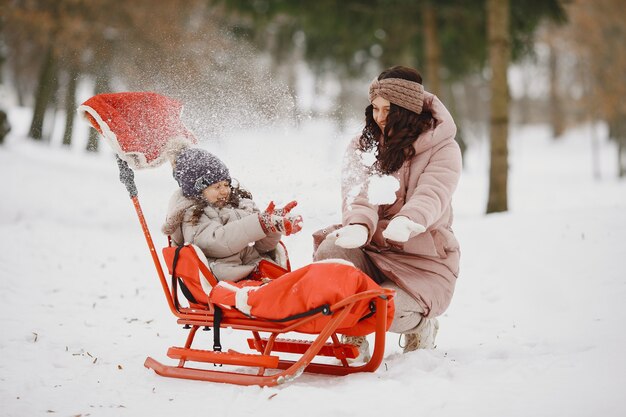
[79, 92, 395, 386]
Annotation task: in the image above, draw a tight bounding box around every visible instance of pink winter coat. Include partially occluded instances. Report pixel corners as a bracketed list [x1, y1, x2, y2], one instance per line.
[342, 92, 462, 318]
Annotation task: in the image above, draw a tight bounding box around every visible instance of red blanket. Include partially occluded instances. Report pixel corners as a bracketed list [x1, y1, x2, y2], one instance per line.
[210, 262, 395, 335]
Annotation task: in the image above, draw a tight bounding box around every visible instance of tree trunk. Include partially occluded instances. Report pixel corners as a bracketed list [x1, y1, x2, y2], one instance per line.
[86, 54, 112, 152]
[422, 1, 442, 97]
[62, 68, 78, 147]
[29, 45, 58, 141]
[486, 0, 510, 214]
[85, 74, 106, 152]
[617, 138, 626, 178]
[609, 116, 626, 177]
[0, 110, 10, 145]
[549, 43, 565, 138]
[590, 120, 601, 180]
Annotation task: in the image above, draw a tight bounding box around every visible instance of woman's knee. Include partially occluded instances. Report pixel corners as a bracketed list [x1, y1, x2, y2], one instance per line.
[383, 282, 425, 333]
[313, 237, 353, 262]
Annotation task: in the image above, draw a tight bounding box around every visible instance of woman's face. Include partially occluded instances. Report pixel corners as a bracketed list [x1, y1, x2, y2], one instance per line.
[372, 96, 391, 132]
[202, 180, 231, 208]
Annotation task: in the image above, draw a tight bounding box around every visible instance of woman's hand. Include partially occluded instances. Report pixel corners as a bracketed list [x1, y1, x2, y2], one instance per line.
[382, 216, 425, 242]
[333, 224, 369, 249]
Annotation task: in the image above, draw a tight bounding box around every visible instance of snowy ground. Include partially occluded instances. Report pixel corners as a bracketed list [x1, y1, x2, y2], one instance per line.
[1, 109, 625, 417]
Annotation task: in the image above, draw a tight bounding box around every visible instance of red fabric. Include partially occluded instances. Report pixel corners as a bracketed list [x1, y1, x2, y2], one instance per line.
[162, 246, 215, 305]
[210, 263, 395, 336]
[247, 259, 289, 280]
[162, 245, 394, 336]
[80, 92, 196, 168]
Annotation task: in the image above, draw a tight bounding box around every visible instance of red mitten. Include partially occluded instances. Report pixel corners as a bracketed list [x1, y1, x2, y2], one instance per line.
[258, 213, 303, 236]
[263, 200, 298, 216]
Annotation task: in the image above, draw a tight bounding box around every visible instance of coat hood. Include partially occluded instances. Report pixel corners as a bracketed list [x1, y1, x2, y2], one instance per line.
[162, 189, 196, 236]
[411, 92, 457, 155]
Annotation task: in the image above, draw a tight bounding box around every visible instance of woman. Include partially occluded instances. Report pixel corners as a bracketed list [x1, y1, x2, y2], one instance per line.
[314, 66, 461, 357]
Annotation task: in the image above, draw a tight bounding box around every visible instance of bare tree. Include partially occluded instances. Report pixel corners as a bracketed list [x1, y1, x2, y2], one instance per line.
[486, 0, 511, 213]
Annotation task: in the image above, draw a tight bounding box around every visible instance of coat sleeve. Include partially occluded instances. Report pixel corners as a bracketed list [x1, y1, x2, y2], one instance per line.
[254, 231, 281, 254]
[240, 199, 281, 254]
[183, 211, 268, 258]
[397, 146, 461, 228]
[341, 136, 379, 240]
[394, 93, 461, 228]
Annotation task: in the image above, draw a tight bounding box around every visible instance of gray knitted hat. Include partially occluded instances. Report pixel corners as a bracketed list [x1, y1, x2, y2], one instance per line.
[173, 148, 231, 197]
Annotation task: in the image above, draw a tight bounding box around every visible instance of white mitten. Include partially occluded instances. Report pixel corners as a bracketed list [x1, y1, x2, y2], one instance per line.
[334, 224, 369, 249]
[382, 216, 426, 242]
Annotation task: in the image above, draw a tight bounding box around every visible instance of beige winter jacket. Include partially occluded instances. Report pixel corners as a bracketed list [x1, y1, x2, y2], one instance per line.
[162, 190, 282, 281]
[342, 92, 462, 317]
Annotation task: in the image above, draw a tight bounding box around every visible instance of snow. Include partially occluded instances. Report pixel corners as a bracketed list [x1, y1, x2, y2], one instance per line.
[1, 108, 625, 417]
[367, 174, 400, 205]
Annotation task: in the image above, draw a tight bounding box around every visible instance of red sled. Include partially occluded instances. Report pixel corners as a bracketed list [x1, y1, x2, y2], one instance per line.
[79, 92, 395, 387]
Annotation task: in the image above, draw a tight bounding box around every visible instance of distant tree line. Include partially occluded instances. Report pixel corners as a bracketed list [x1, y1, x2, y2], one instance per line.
[0, 0, 295, 150]
[1, 0, 623, 213]
[212, 0, 567, 212]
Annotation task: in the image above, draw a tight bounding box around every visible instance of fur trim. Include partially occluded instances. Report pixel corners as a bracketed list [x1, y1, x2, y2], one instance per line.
[162, 189, 196, 235]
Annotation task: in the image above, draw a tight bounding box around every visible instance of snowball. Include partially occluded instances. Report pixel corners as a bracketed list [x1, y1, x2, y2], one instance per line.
[345, 184, 362, 208]
[367, 175, 399, 205]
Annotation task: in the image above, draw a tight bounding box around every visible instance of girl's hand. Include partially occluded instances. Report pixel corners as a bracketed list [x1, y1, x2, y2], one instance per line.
[263, 200, 298, 216]
[258, 212, 303, 236]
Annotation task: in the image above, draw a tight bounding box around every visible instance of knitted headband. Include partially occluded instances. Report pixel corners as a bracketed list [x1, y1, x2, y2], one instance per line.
[368, 77, 425, 115]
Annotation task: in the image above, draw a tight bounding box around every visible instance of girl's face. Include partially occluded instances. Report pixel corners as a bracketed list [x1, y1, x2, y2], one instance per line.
[372, 96, 391, 132]
[202, 180, 231, 208]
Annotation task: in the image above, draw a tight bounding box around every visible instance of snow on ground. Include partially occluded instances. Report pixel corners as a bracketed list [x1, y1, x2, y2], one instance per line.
[1, 108, 625, 417]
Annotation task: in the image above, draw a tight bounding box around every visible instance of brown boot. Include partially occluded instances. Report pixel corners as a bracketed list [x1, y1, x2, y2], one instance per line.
[401, 318, 439, 353]
[341, 335, 371, 362]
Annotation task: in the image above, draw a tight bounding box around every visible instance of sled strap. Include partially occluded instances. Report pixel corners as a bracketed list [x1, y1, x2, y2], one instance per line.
[170, 245, 183, 309]
[170, 245, 199, 306]
[358, 301, 377, 322]
[266, 303, 332, 323]
[116, 156, 137, 197]
[213, 306, 223, 352]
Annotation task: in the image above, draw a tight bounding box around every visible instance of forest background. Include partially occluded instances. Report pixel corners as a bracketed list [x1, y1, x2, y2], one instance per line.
[1, 0, 625, 215]
[1, 2, 626, 415]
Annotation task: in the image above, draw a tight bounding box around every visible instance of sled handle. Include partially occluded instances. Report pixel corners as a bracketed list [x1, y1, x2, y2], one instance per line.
[116, 156, 138, 197]
[115, 156, 179, 316]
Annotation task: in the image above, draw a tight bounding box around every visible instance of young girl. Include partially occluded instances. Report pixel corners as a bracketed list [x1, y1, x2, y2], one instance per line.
[162, 147, 302, 282]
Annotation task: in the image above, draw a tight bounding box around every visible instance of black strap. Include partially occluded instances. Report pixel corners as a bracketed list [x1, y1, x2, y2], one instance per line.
[358, 301, 377, 322]
[171, 245, 201, 305]
[177, 278, 198, 305]
[171, 245, 184, 309]
[213, 306, 223, 352]
[173, 245, 223, 355]
[265, 303, 332, 323]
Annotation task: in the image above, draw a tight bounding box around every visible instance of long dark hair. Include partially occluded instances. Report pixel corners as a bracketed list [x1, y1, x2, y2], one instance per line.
[189, 180, 253, 225]
[359, 66, 436, 174]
